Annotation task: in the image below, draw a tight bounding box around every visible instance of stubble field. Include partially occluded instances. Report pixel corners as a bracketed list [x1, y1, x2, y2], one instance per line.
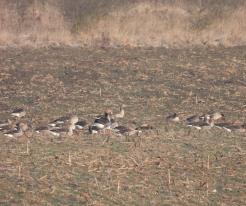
[0, 46, 246, 205]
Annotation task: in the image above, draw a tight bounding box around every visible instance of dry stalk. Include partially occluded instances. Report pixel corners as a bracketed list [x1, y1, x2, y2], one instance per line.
[26, 140, 30, 154]
[186, 176, 189, 188]
[117, 179, 120, 195]
[94, 177, 100, 190]
[206, 182, 209, 196]
[18, 164, 22, 178]
[168, 169, 171, 186]
[68, 152, 72, 166]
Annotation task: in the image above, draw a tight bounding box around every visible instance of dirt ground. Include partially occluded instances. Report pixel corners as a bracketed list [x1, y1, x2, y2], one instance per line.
[0, 46, 246, 205]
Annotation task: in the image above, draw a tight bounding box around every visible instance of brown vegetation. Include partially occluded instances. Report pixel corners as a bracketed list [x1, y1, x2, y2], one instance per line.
[0, 0, 246, 47]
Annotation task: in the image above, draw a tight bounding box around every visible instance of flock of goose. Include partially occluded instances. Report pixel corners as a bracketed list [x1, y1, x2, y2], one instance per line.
[0, 106, 245, 139]
[167, 111, 246, 133]
[0, 105, 143, 138]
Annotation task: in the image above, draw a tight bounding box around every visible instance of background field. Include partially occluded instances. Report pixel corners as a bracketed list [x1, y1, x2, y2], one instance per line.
[1, 0, 246, 47]
[0, 46, 246, 205]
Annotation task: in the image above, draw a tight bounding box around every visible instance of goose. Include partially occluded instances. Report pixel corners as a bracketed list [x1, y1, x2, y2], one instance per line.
[166, 113, 180, 122]
[114, 105, 126, 119]
[186, 114, 205, 124]
[48, 115, 79, 127]
[75, 119, 87, 130]
[35, 126, 51, 134]
[48, 115, 78, 136]
[0, 120, 14, 132]
[4, 123, 28, 138]
[89, 110, 113, 134]
[48, 124, 76, 137]
[0, 124, 17, 133]
[113, 125, 140, 136]
[0, 120, 25, 133]
[215, 122, 246, 133]
[11, 108, 26, 118]
[208, 111, 225, 121]
[89, 125, 101, 134]
[0, 119, 12, 127]
[136, 123, 154, 130]
[36, 116, 78, 136]
[187, 115, 214, 130]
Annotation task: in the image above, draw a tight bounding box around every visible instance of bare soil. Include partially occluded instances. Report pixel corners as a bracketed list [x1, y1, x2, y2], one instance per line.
[0, 46, 246, 205]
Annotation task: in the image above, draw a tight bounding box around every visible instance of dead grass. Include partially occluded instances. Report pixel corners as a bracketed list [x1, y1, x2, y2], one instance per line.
[0, 1, 73, 47]
[0, 46, 246, 205]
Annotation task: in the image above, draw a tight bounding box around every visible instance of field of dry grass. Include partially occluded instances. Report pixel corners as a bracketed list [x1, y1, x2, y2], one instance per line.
[0, 46, 246, 205]
[1, 0, 246, 47]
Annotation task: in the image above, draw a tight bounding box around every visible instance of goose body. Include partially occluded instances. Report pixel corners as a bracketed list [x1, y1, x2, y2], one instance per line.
[35, 126, 52, 134]
[94, 112, 111, 128]
[48, 115, 78, 127]
[113, 125, 139, 136]
[75, 120, 87, 130]
[89, 110, 114, 134]
[49, 124, 75, 137]
[136, 124, 154, 130]
[187, 117, 214, 130]
[11, 108, 26, 118]
[89, 125, 101, 134]
[48, 116, 70, 127]
[186, 114, 205, 123]
[4, 129, 23, 138]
